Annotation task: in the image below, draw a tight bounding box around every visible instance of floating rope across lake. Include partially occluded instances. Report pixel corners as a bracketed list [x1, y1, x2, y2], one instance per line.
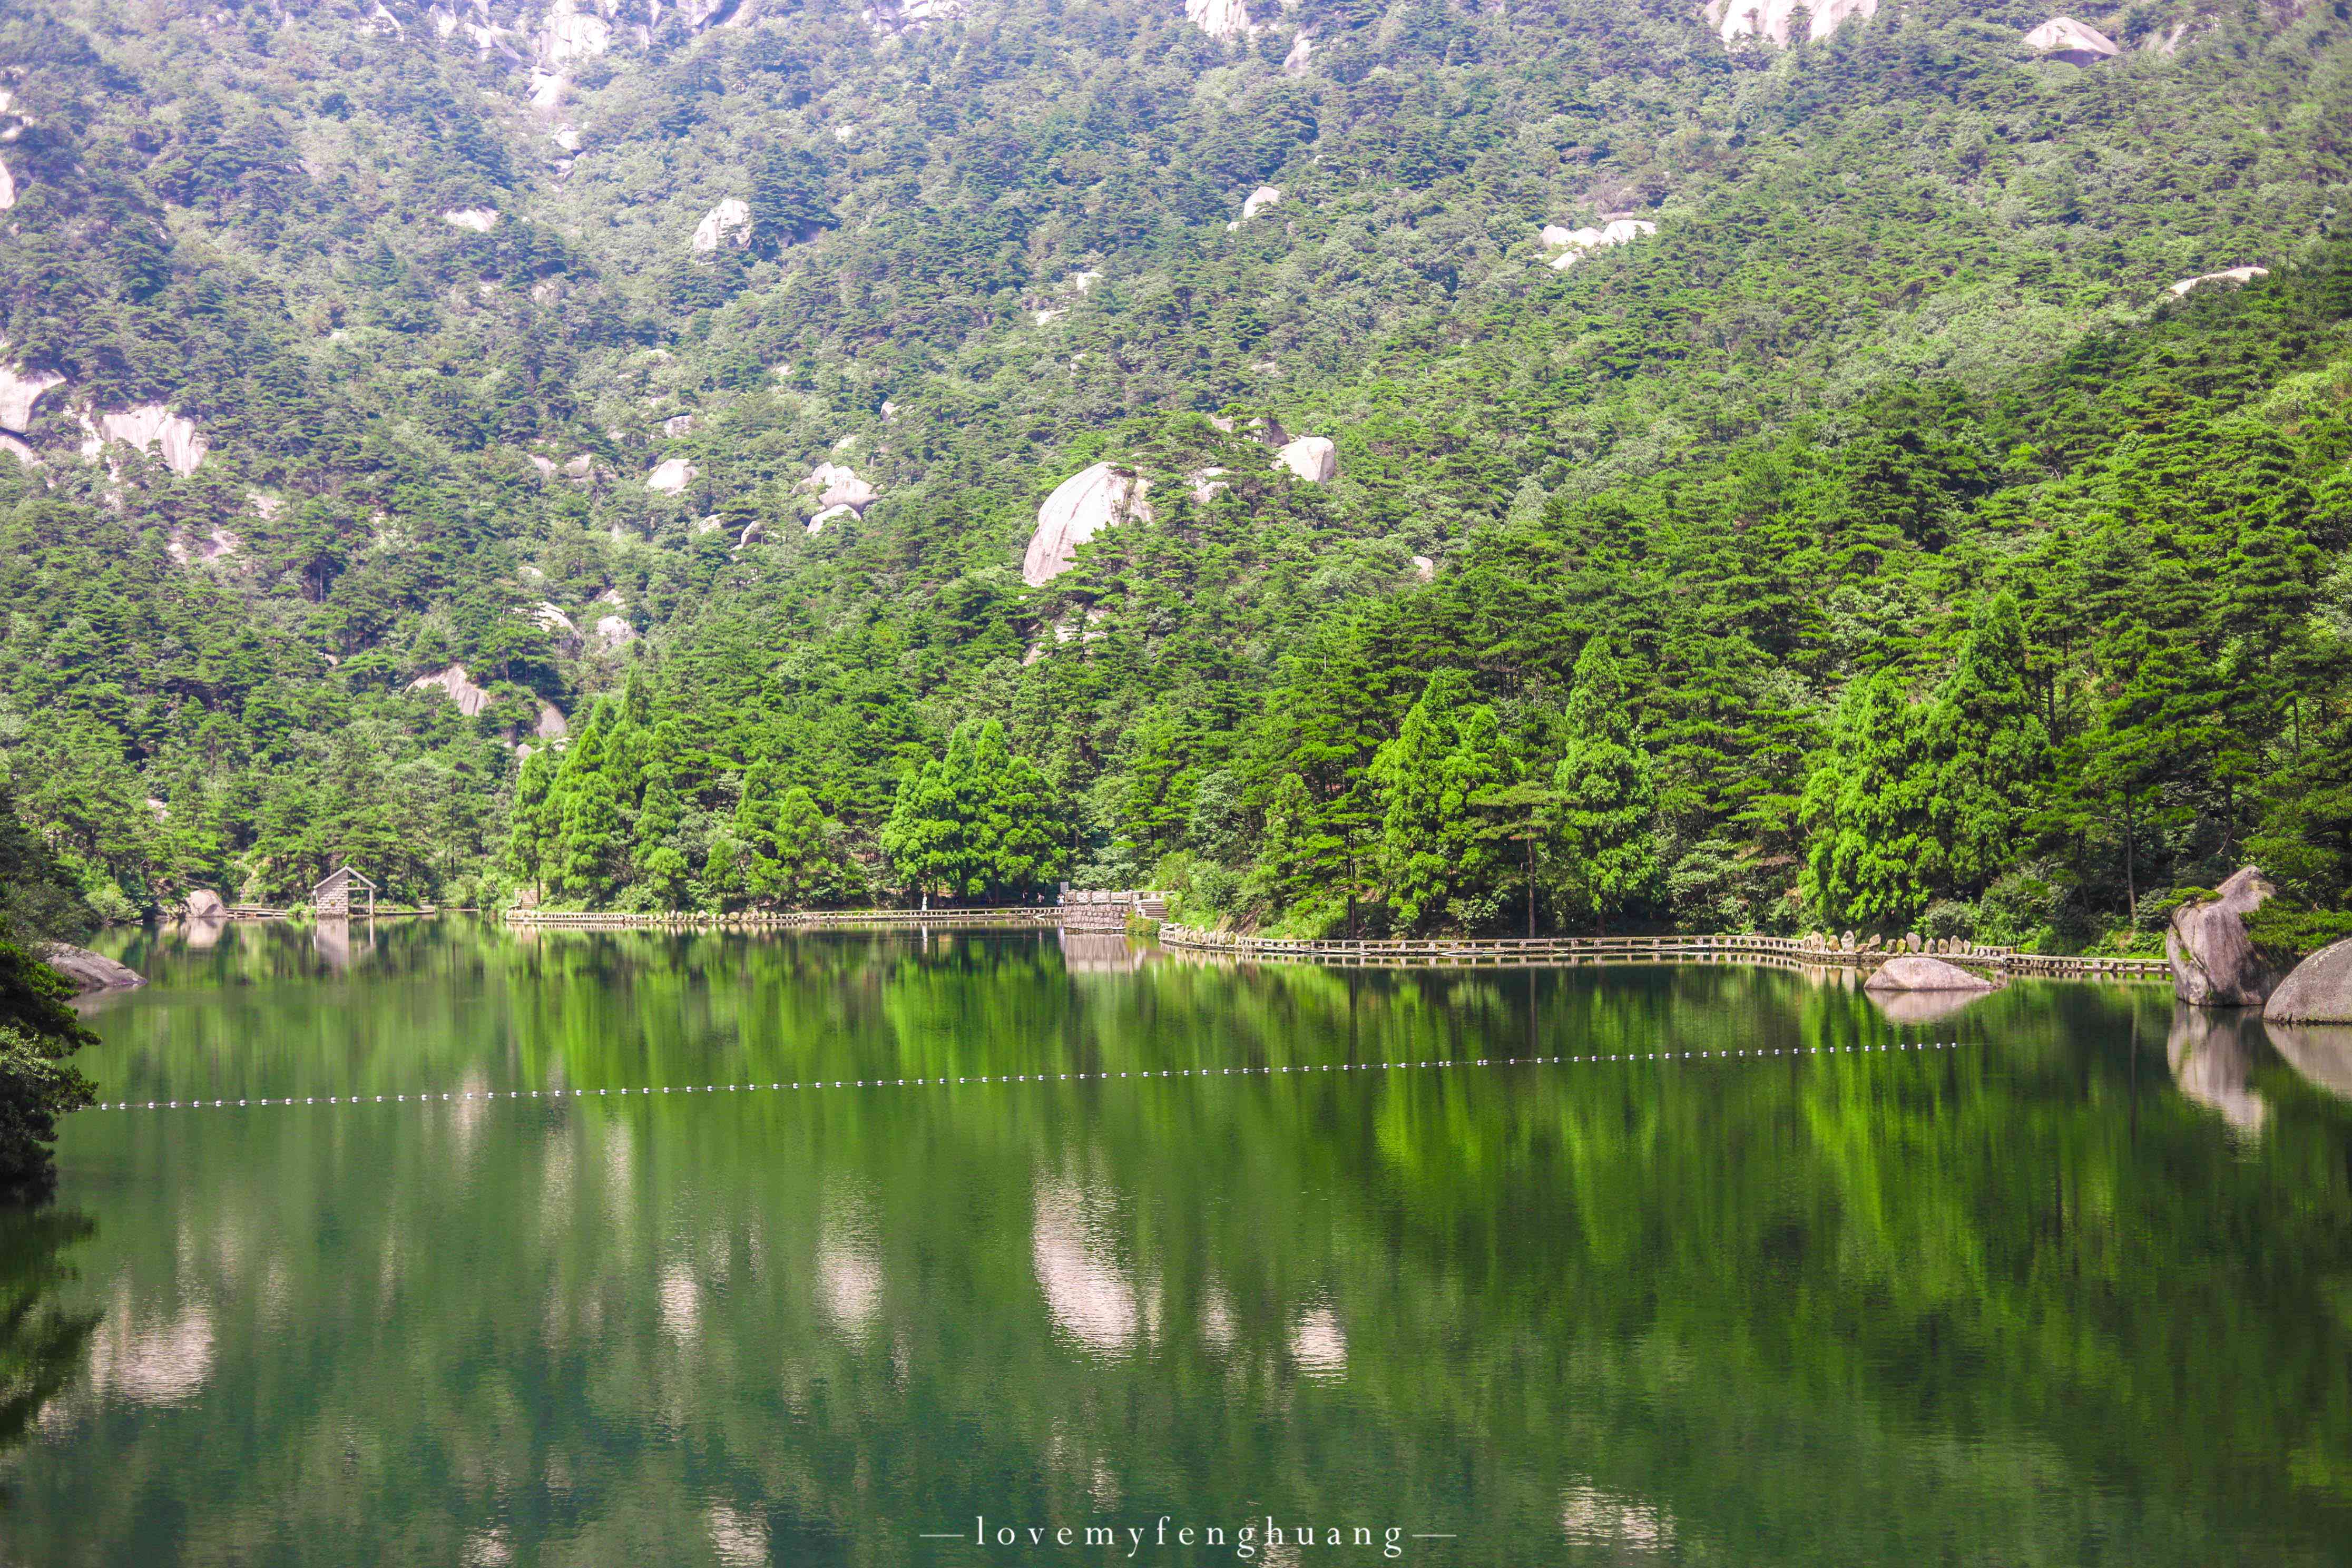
[90, 1040, 1974, 1112]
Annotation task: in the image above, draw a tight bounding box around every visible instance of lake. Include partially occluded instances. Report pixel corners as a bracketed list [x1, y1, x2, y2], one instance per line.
[3, 919, 2350, 1566]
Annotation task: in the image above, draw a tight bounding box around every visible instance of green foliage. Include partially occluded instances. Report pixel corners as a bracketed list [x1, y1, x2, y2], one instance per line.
[1371, 671, 1508, 933]
[1, 0, 2349, 943]
[880, 720, 1070, 902]
[0, 939, 96, 1198]
[1544, 641, 1661, 935]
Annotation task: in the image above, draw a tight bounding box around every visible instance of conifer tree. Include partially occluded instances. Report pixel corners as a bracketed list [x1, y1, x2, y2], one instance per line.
[1930, 592, 2051, 893]
[1801, 669, 1941, 933]
[1545, 640, 1660, 935]
[881, 720, 1069, 901]
[1371, 670, 1507, 932]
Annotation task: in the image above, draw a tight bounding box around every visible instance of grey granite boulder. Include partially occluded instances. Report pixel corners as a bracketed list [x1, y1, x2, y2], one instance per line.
[2264, 936, 2352, 1024]
[2167, 867, 2284, 1007]
[38, 943, 145, 995]
[1864, 953, 1994, 993]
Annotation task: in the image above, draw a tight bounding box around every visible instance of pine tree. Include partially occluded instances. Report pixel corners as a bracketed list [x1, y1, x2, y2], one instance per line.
[1545, 641, 1660, 935]
[504, 746, 562, 899]
[1371, 670, 1508, 932]
[881, 720, 1069, 901]
[1800, 669, 1942, 933]
[1930, 592, 2051, 893]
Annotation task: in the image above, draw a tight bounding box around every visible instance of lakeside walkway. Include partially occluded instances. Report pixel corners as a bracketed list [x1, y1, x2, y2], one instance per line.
[1160, 926, 2171, 981]
[497, 908, 2170, 982]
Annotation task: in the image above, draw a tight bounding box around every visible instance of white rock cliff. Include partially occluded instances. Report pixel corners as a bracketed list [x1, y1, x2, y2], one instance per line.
[1025, 463, 1151, 587]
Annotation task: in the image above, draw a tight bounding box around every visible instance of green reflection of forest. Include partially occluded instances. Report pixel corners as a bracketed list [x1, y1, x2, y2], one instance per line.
[16, 922, 2352, 1566]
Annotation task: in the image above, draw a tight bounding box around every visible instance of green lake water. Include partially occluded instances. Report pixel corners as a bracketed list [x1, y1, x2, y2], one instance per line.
[3, 919, 2351, 1566]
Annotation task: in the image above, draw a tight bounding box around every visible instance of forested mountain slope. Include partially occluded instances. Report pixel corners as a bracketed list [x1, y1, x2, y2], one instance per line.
[1, 0, 2348, 946]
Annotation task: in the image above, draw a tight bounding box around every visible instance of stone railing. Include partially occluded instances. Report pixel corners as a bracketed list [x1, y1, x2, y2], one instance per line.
[1157, 926, 2171, 979]
[503, 907, 1057, 928]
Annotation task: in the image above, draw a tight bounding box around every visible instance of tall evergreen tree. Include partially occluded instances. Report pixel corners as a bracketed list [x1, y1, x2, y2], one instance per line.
[881, 721, 1069, 901]
[1371, 670, 1508, 932]
[1930, 592, 2052, 894]
[1545, 641, 1660, 935]
[1801, 669, 1942, 933]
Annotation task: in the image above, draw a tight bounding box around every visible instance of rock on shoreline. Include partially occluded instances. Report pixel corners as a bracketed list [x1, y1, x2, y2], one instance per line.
[1863, 953, 1994, 992]
[38, 942, 146, 995]
[2167, 866, 2284, 1007]
[2265, 936, 2352, 1024]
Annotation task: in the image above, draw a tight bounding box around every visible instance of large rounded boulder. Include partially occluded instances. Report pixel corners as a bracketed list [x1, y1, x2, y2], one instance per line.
[1863, 953, 1994, 993]
[1023, 462, 1150, 587]
[38, 943, 146, 996]
[2167, 867, 2285, 1008]
[2265, 936, 2352, 1024]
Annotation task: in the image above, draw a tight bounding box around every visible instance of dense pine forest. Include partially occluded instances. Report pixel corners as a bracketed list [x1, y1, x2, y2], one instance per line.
[3, 0, 2351, 950]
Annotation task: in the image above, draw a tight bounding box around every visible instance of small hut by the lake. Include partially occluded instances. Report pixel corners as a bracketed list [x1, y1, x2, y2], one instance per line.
[313, 865, 377, 918]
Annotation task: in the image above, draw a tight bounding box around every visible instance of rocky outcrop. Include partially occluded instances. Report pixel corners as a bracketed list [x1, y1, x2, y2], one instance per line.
[1273, 435, 1337, 484]
[1188, 468, 1231, 503]
[532, 601, 577, 639]
[166, 526, 242, 566]
[807, 503, 856, 534]
[1241, 185, 1282, 222]
[692, 199, 752, 253]
[589, 589, 634, 646]
[563, 454, 594, 482]
[2265, 937, 2352, 1024]
[1714, 0, 1875, 45]
[1544, 218, 1656, 271]
[646, 457, 697, 493]
[39, 943, 146, 996]
[2169, 266, 2268, 297]
[1864, 953, 1995, 993]
[0, 154, 15, 212]
[536, 702, 569, 740]
[1282, 31, 1315, 74]
[861, 0, 965, 37]
[184, 888, 228, 920]
[2168, 867, 2285, 1007]
[541, 0, 610, 62]
[81, 405, 208, 476]
[1410, 554, 1435, 582]
[1025, 462, 1151, 587]
[0, 433, 33, 466]
[662, 413, 696, 437]
[1185, 0, 1250, 38]
[2023, 16, 2119, 64]
[407, 664, 494, 718]
[442, 208, 499, 232]
[800, 462, 878, 513]
[0, 358, 64, 433]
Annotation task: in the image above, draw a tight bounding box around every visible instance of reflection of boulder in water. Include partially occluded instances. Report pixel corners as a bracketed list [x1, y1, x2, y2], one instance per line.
[2168, 1005, 2268, 1133]
[2262, 1021, 2352, 1103]
[1059, 931, 1143, 975]
[1869, 986, 1989, 1027]
[181, 916, 225, 950]
[1031, 1178, 1141, 1359]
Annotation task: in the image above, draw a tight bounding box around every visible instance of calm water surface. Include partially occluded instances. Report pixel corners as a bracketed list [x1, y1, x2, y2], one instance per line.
[3, 919, 2350, 1566]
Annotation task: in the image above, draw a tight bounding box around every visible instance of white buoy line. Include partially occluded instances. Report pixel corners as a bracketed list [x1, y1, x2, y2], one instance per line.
[89, 1040, 1972, 1113]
